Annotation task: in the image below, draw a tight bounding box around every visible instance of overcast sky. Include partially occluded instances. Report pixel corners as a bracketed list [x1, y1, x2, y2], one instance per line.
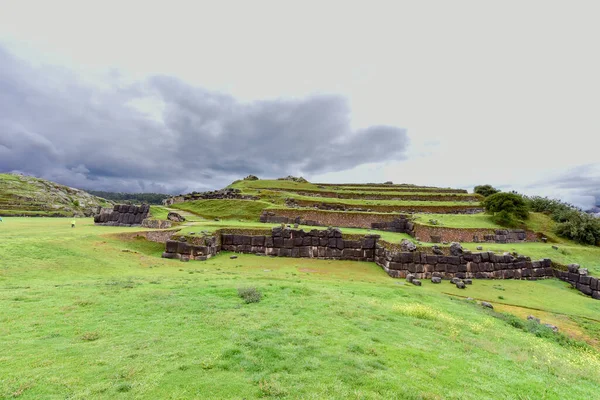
[0, 0, 598, 207]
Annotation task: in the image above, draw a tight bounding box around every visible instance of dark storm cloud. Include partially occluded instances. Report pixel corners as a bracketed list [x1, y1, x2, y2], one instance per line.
[0, 46, 409, 193]
[528, 164, 600, 207]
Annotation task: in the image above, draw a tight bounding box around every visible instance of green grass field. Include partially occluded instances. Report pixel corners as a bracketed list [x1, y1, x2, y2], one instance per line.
[2, 217, 600, 398]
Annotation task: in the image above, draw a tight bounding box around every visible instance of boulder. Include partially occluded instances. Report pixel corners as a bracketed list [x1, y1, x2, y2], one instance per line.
[167, 212, 186, 222]
[450, 277, 462, 284]
[456, 281, 466, 289]
[481, 301, 494, 309]
[463, 279, 473, 285]
[406, 274, 415, 283]
[476, 246, 483, 250]
[449, 242, 463, 256]
[400, 239, 417, 252]
[230, 255, 238, 259]
[431, 277, 442, 284]
[543, 323, 559, 332]
[412, 279, 422, 286]
[527, 315, 540, 323]
[432, 246, 443, 255]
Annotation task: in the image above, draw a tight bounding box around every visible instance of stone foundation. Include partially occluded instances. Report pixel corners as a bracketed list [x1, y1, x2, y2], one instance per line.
[94, 204, 150, 226]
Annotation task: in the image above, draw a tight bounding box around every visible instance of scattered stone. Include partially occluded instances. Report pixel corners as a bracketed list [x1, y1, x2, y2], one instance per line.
[167, 211, 186, 222]
[400, 239, 417, 252]
[442, 241, 448, 245]
[456, 281, 466, 289]
[541, 237, 548, 243]
[476, 246, 483, 250]
[431, 276, 442, 284]
[180, 256, 190, 262]
[294, 223, 299, 229]
[450, 277, 462, 284]
[412, 279, 422, 286]
[527, 315, 541, 323]
[466, 297, 474, 301]
[178, 237, 187, 242]
[214, 218, 220, 221]
[464, 279, 472, 285]
[449, 242, 463, 256]
[552, 245, 559, 250]
[189, 232, 195, 235]
[230, 255, 238, 259]
[406, 274, 415, 283]
[481, 301, 493, 309]
[432, 246, 443, 255]
[579, 268, 589, 276]
[543, 323, 559, 332]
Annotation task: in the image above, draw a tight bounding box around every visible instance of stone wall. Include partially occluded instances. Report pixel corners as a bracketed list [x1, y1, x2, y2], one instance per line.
[94, 204, 150, 226]
[163, 188, 258, 206]
[555, 264, 600, 299]
[413, 225, 538, 244]
[374, 247, 554, 280]
[141, 219, 173, 229]
[260, 209, 407, 228]
[371, 216, 415, 234]
[286, 198, 483, 214]
[159, 227, 600, 299]
[265, 189, 481, 202]
[315, 183, 468, 193]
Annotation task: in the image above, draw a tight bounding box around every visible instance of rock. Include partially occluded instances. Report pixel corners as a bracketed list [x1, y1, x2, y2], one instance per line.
[167, 211, 186, 222]
[432, 246, 443, 255]
[476, 246, 483, 250]
[406, 274, 415, 283]
[214, 218, 220, 221]
[527, 315, 540, 323]
[243, 175, 259, 180]
[431, 277, 442, 284]
[180, 256, 190, 262]
[579, 268, 589, 276]
[541, 237, 548, 243]
[464, 279, 472, 285]
[412, 279, 422, 286]
[293, 223, 299, 228]
[466, 297, 474, 301]
[481, 301, 494, 309]
[400, 239, 417, 252]
[449, 242, 463, 256]
[456, 281, 466, 289]
[543, 323, 559, 332]
[552, 245, 559, 250]
[450, 277, 462, 284]
[230, 255, 238, 259]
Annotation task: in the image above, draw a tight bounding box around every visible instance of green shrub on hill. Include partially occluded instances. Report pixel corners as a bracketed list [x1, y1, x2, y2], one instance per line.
[474, 184, 500, 197]
[483, 192, 529, 227]
[524, 196, 600, 245]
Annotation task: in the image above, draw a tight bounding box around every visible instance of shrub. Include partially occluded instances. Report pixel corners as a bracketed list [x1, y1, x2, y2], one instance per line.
[482, 192, 529, 227]
[474, 185, 500, 197]
[237, 287, 262, 303]
[555, 212, 600, 245]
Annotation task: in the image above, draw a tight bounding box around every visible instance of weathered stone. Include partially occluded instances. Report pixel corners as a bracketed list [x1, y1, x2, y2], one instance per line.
[400, 239, 417, 252]
[449, 242, 463, 256]
[481, 301, 493, 309]
[456, 281, 466, 289]
[412, 279, 422, 286]
[431, 276, 442, 284]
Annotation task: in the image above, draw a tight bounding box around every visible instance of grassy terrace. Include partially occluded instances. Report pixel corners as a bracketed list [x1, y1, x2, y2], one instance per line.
[2, 217, 600, 398]
[284, 194, 480, 207]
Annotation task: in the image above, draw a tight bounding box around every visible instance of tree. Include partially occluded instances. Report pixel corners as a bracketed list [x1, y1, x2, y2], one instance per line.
[474, 185, 500, 197]
[482, 192, 529, 227]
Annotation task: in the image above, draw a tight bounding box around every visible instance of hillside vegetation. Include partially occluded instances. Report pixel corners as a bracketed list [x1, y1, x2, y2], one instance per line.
[0, 173, 111, 217]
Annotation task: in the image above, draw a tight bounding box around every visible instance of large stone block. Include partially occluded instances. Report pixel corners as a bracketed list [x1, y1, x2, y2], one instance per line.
[273, 237, 283, 248]
[251, 236, 265, 246]
[577, 283, 593, 296]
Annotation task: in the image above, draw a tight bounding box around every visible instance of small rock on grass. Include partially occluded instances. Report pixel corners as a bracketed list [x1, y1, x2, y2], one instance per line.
[230, 255, 238, 259]
[456, 281, 466, 289]
[412, 279, 422, 286]
[481, 301, 493, 309]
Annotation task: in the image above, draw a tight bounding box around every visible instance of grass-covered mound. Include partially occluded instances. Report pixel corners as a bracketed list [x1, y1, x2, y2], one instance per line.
[2, 217, 600, 398]
[0, 173, 111, 217]
[172, 199, 273, 221]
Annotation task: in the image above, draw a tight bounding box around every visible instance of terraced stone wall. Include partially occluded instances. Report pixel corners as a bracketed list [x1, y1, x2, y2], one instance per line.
[94, 204, 150, 226]
[286, 198, 483, 214]
[555, 265, 600, 300]
[374, 247, 554, 280]
[260, 209, 407, 228]
[413, 225, 538, 244]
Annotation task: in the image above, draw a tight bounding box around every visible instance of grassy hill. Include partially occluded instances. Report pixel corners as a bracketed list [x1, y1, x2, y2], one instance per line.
[3, 177, 600, 398]
[1, 217, 600, 398]
[0, 173, 112, 217]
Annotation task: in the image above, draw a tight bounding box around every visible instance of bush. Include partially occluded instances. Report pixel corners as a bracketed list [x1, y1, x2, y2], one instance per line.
[555, 212, 600, 245]
[482, 192, 529, 227]
[474, 185, 500, 197]
[237, 287, 262, 303]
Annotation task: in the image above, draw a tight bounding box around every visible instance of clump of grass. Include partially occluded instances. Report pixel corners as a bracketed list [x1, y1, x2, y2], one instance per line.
[80, 332, 100, 341]
[238, 287, 262, 303]
[116, 382, 132, 393]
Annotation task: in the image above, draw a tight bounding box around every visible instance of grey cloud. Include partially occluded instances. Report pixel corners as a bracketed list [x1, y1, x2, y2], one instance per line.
[0, 45, 409, 193]
[527, 164, 600, 208]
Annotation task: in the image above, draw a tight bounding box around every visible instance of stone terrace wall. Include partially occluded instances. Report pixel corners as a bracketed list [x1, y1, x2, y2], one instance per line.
[374, 247, 554, 280]
[286, 198, 483, 214]
[316, 184, 468, 193]
[413, 225, 538, 244]
[555, 264, 600, 299]
[260, 209, 407, 229]
[159, 227, 600, 300]
[267, 189, 481, 202]
[94, 204, 150, 226]
[163, 188, 257, 206]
